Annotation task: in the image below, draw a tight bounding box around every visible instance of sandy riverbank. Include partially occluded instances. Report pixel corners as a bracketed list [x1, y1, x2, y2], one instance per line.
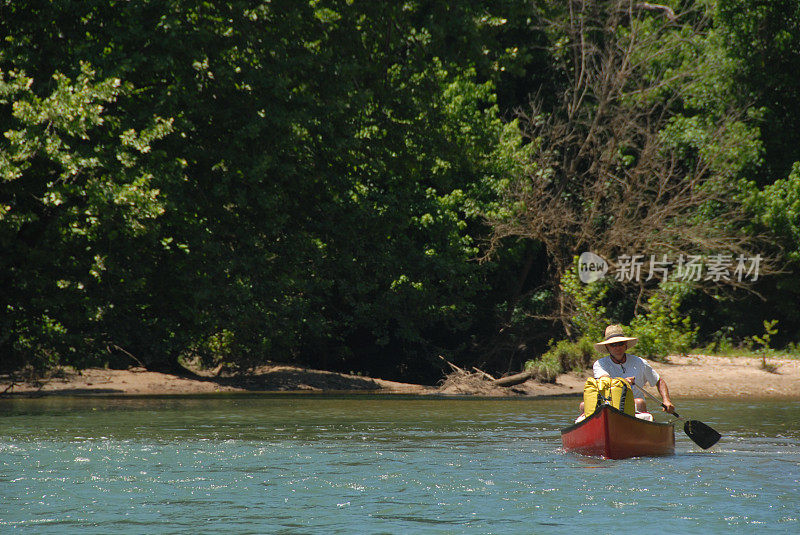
[2, 354, 799, 399]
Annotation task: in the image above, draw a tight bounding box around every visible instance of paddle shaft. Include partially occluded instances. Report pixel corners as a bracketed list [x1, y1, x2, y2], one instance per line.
[633, 383, 722, 449]
[633, 384, 679, 417]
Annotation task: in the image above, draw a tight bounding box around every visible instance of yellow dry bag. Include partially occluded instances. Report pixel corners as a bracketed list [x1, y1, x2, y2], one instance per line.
[583, 376, 635, 417]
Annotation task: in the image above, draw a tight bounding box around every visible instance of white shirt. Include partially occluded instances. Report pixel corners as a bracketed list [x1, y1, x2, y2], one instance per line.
[593, 354, 660, 389]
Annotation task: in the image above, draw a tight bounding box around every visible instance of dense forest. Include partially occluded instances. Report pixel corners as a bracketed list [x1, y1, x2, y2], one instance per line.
[2, 0, 799, 383]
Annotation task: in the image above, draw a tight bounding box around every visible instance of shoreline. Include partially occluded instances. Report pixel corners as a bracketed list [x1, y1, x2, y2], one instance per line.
[2, 354, 799, 399]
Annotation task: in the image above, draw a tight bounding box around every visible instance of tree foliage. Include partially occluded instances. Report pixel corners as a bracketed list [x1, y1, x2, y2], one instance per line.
[0, 62, 176, 371]
[716, 0, 800, 183]
[2, 0, 799, 379]
[483, 0, 790, 354]
[1, 0, 536, 379]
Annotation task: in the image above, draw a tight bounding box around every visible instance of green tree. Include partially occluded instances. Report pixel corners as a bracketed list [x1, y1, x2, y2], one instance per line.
[716, 0, 800, 184]
[484, 0, 768, 335]
[1, 1, 536, 380]
[682, 1, 800, 347]
[0, 64, 177, 371]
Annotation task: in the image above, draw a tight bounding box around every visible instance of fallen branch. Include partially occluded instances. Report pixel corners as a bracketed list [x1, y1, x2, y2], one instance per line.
[493, 370, 535, 387]
[1, 379, 18, 395]
[472, 367, 497, 381]
[112, 345, 146, 369]
[438, 355, 536, 391]
[438, 355, 469, 374]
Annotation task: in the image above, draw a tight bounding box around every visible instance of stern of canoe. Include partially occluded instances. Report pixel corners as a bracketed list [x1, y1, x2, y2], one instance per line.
[561, 405, 674, 459]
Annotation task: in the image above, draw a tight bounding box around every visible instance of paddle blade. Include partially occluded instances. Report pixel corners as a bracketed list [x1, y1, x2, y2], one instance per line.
[684, 420, 721, 449]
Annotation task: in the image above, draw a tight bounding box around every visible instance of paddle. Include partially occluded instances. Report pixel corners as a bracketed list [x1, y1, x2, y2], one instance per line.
[633, 384, 721, 449]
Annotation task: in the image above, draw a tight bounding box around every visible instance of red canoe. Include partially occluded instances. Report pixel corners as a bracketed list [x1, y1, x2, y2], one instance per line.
[561, 405, 675, 459]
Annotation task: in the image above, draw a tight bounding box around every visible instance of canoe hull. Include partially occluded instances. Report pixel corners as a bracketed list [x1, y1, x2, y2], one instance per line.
[561, 405, 675, 459]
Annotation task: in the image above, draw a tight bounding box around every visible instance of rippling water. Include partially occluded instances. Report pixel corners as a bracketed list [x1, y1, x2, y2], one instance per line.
[1, 396, 798, 533]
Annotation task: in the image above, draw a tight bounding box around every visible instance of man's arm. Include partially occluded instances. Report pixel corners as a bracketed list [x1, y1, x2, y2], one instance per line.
[656, 378, 675, 414]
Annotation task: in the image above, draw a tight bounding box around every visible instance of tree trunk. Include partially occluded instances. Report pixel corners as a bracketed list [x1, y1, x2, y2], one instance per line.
[493, 369, 534, 387]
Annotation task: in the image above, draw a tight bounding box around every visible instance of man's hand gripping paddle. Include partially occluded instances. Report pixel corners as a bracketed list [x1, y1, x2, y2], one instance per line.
[633, 384, 721, 449]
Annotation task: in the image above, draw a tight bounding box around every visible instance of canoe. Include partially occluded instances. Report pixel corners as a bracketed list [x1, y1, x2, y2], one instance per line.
[561, 405, 675, 459]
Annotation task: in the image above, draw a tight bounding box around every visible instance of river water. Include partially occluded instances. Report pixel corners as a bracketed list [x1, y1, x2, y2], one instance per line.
[1, 396, 798, 534]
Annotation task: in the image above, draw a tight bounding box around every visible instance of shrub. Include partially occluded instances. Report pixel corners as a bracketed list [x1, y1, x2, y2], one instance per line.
[525, 335, 596, 382]
[629, 283, 697, 359]
[560, 258, 609, 342]
[752, 319, 779, 373]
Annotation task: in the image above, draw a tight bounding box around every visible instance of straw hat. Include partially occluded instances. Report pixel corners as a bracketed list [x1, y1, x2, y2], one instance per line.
[594, 324, 638, 351]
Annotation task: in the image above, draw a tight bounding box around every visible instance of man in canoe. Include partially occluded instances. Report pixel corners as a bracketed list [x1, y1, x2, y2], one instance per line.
[581, 324, 676, 415]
